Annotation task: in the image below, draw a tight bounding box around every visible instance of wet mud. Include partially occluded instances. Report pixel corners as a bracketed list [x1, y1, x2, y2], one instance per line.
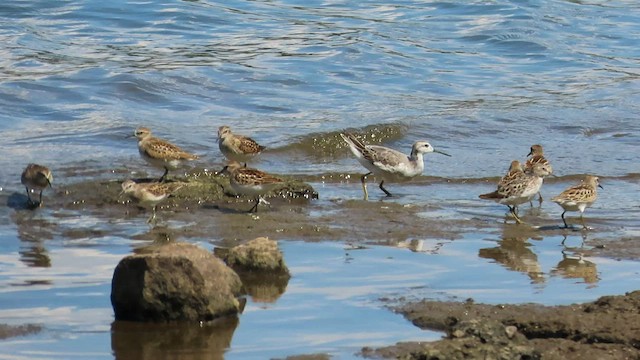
[366, 290, 640, 359]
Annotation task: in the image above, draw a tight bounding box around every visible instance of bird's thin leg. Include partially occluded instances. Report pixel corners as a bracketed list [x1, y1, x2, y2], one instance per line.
[147, 206, 158, 224]
[159, 167, 169, 183]
[537, 192, 543, 205]
[580, 213, 588, 230]
[248, 197, 260, 213]
[560, 211, 569, 228]
[509, 206, 524, 224]
[379, 180, 392, 197]
[38, 190, 44, 207]
[361, 172, 371, 201]
[25, 186, 33, 205]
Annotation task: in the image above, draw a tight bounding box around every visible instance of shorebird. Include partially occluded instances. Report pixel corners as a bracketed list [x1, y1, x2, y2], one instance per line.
[524, 144, 553, 205]
[479, 163, 553, 224]
[120, 179, 184, 223]
[551, 175, 602, 230]
[496, 160, 525, 215]
[218, 125, 266, 164]
[340, 133, 450, 200]
[499, 160, 525, 188]
[218, 161, 284, 212]
[21, 163, 53, 207]
[134, 127, 199, 182]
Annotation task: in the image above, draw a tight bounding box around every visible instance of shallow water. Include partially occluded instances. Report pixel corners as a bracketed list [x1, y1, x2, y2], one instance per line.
[1, 0, 640, 359]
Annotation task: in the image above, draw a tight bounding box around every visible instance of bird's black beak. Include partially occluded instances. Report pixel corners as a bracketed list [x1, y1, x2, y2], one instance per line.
[46, 178, 52, 188]
[215, 166, 229, 176]
[598, 184, 604, 189]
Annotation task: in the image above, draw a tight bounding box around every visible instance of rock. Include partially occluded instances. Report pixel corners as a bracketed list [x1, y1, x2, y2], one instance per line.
[505, 325, 518, 339]
[111, 242, 243, 322]
[219, 237, 290, 275]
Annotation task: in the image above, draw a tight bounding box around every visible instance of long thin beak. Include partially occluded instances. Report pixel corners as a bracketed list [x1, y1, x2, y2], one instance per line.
[435, 149, 451, 157]
[527, 151, 533, 157]
[598, 184, 604, 189]
[46, 178, 52, 188]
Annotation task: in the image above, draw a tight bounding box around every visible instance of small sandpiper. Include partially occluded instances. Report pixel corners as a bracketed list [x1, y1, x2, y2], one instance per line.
[496, 160, 525, 216]
[21, 163, 53, 207]
[218, 161, 284, 212]
[340, 133, 450, 200]
[120, 179, 184, 223]
[134, 127, 199, 182]
[479, 163, 553, 224]
[218, 125, 266, 164]
[524, 144, 553, 205]
[551, 175, 602, 230]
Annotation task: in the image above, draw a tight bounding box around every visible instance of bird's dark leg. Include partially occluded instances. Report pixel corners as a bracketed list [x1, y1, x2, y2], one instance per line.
[537, 192, 543, 205]
[38, 190, 44, 207]
[25, 186, 34, 205]
[379, 180, 392, 197]
[248, 197, 260, 213]
[560, 211, 569, 228]
[361, 172, 371, 200]
[159, 167, 169, 183]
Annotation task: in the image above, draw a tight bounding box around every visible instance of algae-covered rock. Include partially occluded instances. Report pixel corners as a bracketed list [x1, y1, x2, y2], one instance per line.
[58, 170, 317, 211]
[111, 242, 243, 322]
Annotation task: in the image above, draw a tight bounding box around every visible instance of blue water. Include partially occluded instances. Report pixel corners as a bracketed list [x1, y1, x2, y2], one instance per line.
[1, 0, 640, 359]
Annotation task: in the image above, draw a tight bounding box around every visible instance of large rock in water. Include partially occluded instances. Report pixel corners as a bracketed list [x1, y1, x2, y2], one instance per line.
[111, 242, 243, 322]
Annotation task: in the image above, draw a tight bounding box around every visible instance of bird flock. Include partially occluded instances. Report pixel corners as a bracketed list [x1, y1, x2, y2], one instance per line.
[20, 128, 601, 229]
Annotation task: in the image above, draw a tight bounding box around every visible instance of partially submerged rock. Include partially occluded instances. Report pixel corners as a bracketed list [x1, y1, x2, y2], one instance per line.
[111, 242, 243, 322]
[215, 237, 291, 303]
[217, 237, 290, 275]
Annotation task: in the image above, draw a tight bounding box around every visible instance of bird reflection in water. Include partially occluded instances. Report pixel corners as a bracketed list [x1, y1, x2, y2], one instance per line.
[478, 225, 545, 285]
[13, 211, 55, 269]
[551, 234, 599, 287]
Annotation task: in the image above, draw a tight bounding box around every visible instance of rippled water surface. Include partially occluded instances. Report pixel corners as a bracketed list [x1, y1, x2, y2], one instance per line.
[1, 0, 640, 359]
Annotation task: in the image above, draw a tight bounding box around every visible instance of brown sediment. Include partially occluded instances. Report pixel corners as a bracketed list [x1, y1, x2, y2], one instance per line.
[0, 323, 42, 340]
[364, 291, 640, 359]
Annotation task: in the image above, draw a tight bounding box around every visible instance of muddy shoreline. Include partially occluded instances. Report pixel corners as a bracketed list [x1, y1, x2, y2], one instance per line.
[4, 173, 640, 358]
[364, 290, 640, 359]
